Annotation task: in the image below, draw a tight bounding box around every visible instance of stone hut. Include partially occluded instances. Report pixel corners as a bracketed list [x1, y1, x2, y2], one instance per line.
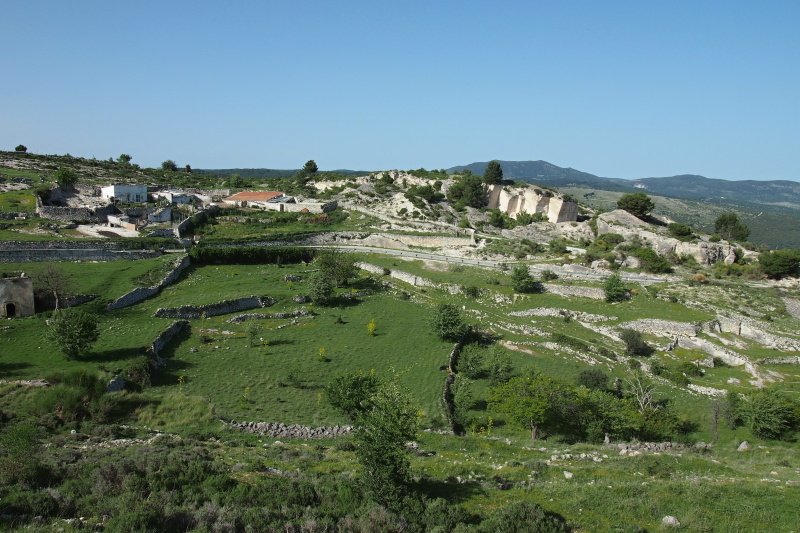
[0, 274, 35, 318]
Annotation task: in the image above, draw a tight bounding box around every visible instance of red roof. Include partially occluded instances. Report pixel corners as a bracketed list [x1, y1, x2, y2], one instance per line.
[223, 191, 283, 202]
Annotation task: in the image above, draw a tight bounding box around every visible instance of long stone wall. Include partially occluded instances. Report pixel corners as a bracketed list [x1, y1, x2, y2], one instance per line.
[227, 421, 354, 439]
[152, 320, 189, 357]
[0, 248, 158, 263]
[618, 319, 699, 338]
[107, 255, 191, 310]
[356, 262, 461, 294]
[153, 295, 276, 319]
[175, 205, 220, 237]
[37, 204, 115, 223]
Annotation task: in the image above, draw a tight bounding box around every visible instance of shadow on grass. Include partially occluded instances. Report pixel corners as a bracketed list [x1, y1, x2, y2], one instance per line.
[0, 362, 33, 378]
[411, 477, 486, 504]
[89, 347, 144, 363]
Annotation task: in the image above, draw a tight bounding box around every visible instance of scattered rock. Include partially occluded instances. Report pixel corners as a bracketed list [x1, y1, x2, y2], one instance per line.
[737, 441, 750, 452]
[662, 516, 681, 527]
[563, 471, 573, 479]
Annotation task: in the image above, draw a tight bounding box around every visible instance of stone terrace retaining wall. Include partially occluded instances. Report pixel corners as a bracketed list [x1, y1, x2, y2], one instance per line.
[0, 248, 158, 263]
[152, 320, 189, 357]
[154, 296, 276, 319]
[175, 205, 219, 237]
[510, 308, 615, 323]
[227, 421, 354, 439]
[542, 284, 605, 300]
[356, 262, 461, 294]
[107, 255, 191, 310]
[618, 319, 699, 338]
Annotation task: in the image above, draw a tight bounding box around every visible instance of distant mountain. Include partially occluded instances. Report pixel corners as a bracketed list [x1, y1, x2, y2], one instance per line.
[192, 168, 370, 179]
[447, 160, 800, 212]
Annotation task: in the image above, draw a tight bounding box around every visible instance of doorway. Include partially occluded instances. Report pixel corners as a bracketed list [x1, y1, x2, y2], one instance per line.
[4, 302, 16, 317]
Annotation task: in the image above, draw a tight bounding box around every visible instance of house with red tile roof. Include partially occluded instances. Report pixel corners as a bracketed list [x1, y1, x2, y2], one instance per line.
[222, 191, 285, 207]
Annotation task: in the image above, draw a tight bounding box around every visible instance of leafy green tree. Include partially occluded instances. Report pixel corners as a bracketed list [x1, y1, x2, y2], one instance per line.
[510, 264, 538, 293]
[431, 303, 468, 341]
[487, 345, 513, 384]
[325, 370, 383, 422]
[619, 328, 653, 357]
[714, 212, 750, 241]
[758, 249, 800, 279]
[603, 273, 627, 302]
[351, 379, 418, 506]
[458, 344, 486, 379]
[45, 309, 100, 360]
[483, 160, 503, 185]
[617, 192, 655, 219]
[745, 388, 799, 440]
[307, 271, 335, 305]
[117, 154, 132, 164]
[14, 144, 27, 153]
[447, 173, 486, 209]
[161, 159, 178, 172]
[302, 159, 319, 174]
[489, 372, 574, 440]
[53, 168, 79, 186]
[315, 249, 358, 287]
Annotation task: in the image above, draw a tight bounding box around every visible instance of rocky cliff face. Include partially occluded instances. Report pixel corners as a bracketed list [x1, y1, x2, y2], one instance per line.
[487, 185, 578, 223]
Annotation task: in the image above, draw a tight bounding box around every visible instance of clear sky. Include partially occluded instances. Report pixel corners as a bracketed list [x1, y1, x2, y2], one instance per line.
[2, 1, 799, 181]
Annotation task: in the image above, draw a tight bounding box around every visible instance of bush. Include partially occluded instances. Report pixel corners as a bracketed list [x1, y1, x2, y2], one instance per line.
[619, 328, 653, 356]
[603, 273, 627, 302]
[668, 222, 693, 238]
[746, 388, 799, 440]
[458, 344, 486, 379]
[431, 303, 468, 342]
[576, 368, 608, 391]
[45, 309, 100, 360]
[510, 264, 539, 293]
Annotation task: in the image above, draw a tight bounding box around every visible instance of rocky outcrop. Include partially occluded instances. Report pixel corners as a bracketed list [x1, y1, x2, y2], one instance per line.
[487, 185, 578, 223]
[510, 308, 615, 322]
[597, 210, 738, 266]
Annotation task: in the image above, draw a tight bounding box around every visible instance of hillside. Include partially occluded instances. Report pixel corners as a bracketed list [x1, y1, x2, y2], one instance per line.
[1, 150, 800, 532]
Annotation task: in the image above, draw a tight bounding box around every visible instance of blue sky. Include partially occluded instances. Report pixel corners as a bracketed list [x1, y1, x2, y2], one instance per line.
[2, 1, 799, 180]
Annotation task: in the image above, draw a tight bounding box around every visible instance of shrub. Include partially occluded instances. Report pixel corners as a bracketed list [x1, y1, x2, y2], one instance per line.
[603, 273, 627, 302]
[431, 303, 468, 342]
[576, 368, 609, 391]
[619, 328, 653, 356]
[458, 344, 486, 379]
[668, 222, 693, 238]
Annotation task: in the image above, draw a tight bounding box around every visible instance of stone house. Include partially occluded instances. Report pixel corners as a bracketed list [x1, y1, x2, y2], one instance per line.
[0, 274, 35, 318]
[101, 184, 148, 204]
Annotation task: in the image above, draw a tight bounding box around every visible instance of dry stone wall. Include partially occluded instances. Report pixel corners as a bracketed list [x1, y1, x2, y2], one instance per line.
[541, 284, 605, 300]
[175, 205, 220, 237]
[227, 421, 354, 439]
[107, 255, 191, 310]
[356, 262, 461, 294]
[152, 320, 189, 357]
[618, 319, 700, 338]
[154, 296, 276, 319]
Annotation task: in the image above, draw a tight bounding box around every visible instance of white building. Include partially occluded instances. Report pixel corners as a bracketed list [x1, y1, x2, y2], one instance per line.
[101, 184, 148, 203]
